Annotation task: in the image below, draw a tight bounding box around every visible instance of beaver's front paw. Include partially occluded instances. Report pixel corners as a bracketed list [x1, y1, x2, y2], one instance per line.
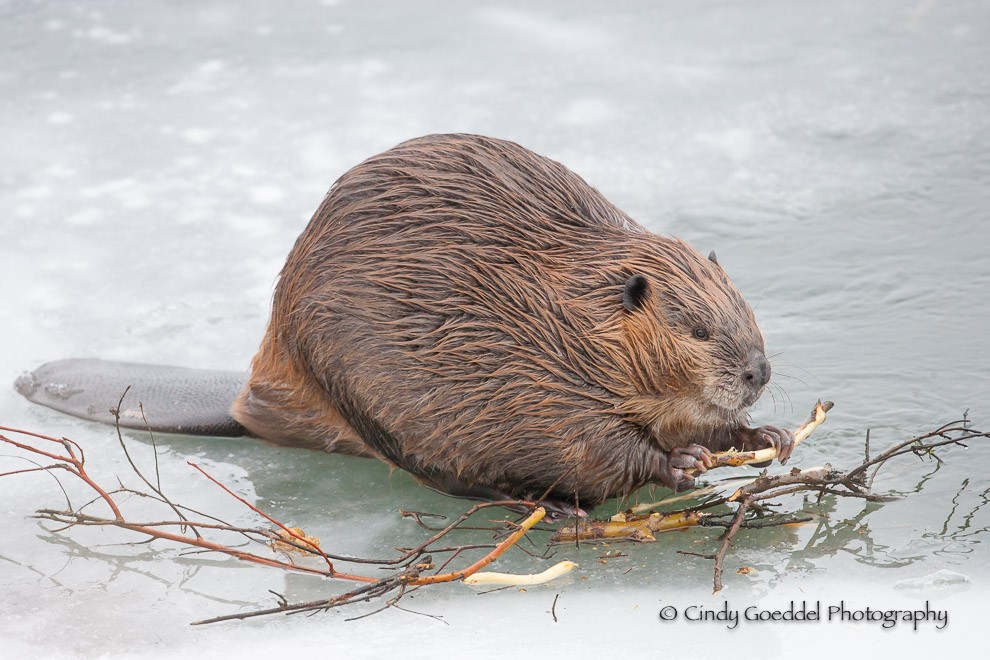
[742, 425, 796, 466]
[659, 444, 715, 492]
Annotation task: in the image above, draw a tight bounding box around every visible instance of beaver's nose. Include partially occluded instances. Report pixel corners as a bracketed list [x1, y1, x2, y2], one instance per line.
[742, 353, 771, 390]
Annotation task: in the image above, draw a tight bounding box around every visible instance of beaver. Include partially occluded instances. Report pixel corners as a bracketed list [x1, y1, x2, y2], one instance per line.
[16, 133, 793, 518]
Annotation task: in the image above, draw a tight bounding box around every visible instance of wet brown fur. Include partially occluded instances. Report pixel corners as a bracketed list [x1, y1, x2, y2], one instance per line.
[232, 134, 770, 509]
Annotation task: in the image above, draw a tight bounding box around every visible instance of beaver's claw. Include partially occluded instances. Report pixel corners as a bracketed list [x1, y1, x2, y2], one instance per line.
[659, 444, 714, 492]
[743, 424, 796, 467]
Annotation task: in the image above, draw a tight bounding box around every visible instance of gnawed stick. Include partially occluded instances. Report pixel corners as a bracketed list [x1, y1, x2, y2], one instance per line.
[622, 476, 757, 517]
[463, 560, 578, 586]
[684, 399, 834, 475]
[551, 510, 705, 544]
[406, 507, 546, 585]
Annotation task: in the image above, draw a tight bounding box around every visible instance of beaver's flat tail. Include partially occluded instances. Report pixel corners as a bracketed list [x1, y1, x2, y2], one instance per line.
[15, 358, 247, 437]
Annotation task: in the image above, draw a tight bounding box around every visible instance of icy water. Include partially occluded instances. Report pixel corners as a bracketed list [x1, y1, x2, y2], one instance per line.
[2, 1, 989, 658]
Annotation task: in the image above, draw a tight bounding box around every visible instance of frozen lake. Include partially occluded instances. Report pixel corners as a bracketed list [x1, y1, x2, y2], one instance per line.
[2, 1, 988, 657]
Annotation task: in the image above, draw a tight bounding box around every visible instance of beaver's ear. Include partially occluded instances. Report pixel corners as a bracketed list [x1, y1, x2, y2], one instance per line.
[708, 250, 718, 264]
[622, 274, 650, 312]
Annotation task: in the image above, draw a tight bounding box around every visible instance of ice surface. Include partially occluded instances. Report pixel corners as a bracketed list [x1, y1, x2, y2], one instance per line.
[2, 0, 989, 657]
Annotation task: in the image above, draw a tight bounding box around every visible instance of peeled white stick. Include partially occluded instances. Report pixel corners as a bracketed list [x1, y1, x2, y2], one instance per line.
[462, 560, 578, 586]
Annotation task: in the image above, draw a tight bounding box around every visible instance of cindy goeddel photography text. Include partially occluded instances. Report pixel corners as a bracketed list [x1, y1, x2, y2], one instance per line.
[657, 601, 948, 631]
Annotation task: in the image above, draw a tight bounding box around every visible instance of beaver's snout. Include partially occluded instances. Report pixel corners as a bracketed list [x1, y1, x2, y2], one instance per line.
[742, 351, 771, 391]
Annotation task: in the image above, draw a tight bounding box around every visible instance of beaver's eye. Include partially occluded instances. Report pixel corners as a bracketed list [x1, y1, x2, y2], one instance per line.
[693, 327, 709, 341]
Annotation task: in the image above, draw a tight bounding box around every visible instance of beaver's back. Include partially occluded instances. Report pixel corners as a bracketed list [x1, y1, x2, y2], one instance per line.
[279, 134, 645, 327]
